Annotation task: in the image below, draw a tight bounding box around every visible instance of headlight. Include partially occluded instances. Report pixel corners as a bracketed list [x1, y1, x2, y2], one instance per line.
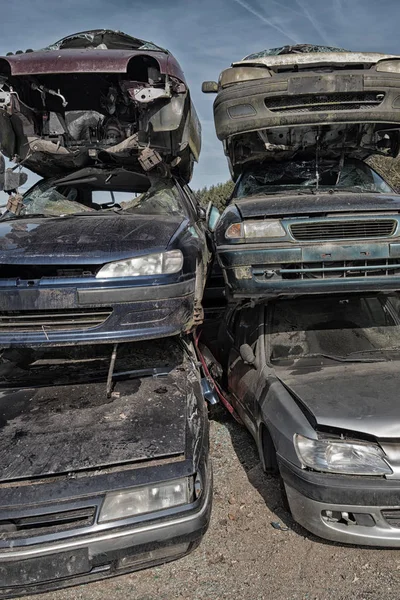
[96, 250, 183, 278]
[225, 219, 285, 240]
[294, 434, 392, 475]
[99, 477, 190, 523]
[376, 60, 400, 73]
[219, 66, 272, 88]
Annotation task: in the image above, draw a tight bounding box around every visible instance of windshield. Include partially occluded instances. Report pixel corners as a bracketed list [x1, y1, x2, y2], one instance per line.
[12, 177, 184, 219]
[236, 159, 393, 198]
[243, 44, 348, 60]
[269, 293, 400, 363]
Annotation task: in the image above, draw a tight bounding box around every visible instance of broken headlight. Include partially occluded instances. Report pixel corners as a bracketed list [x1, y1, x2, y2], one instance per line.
[98, 477, 191, 522]
[294, 434, 392, 476]
[225, 220, 285, 240]
[96, 250, 183, 278]
[219, 66, 272, 88]
[376, 60, 400, 73]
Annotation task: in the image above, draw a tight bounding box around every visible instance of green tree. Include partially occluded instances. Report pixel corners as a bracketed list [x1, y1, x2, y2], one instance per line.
[196, 180, 235, 212]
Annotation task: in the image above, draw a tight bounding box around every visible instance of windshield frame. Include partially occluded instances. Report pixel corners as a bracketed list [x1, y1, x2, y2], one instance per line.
[4, 175, 187, 220]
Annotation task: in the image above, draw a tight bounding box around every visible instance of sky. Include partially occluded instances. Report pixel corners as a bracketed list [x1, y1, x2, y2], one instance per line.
[1, 0, 400, 192]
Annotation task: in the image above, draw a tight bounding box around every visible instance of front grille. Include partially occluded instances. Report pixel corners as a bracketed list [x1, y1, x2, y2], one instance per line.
[279, 259, 400, 279]
[0, 265, 98, 279]
[382, 510, 400, 528]
[290, 220, 396, 241]
[0, 507, 96, 540]
[265, 92, 385, 113]
[0, 308, 112, 332]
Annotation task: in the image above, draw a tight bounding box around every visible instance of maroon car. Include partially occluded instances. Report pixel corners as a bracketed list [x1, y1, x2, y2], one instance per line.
[0, 29, 201, 182]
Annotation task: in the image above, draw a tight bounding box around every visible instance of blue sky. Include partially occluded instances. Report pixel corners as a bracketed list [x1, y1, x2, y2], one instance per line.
[1, 0, 400, 191]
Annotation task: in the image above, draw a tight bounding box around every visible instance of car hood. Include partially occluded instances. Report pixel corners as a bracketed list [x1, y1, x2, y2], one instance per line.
[0, 368, 190, 480]
[275, 361, 400, 438]
[0, 213, 184, 263]
[234, 192, 400, 218]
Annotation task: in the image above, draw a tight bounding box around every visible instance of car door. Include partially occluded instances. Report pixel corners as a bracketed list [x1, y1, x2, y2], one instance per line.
[227, 305, 264, 435]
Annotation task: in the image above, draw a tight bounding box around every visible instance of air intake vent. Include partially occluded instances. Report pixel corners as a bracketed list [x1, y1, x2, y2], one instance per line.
[0, 308, 112, 332]
[290, 220, 396, 241]
[265, 92, 385, 113]
[382, 510, 400, 528]
[0, 506, 96, 540]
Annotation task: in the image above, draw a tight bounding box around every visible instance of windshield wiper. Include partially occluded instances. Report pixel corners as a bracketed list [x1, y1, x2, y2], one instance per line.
[294, 352, 384, 363]
[2, 213, 52, 220]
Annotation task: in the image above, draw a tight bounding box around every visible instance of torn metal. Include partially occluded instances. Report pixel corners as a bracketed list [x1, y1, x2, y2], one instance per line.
[0, 30, 201, 182]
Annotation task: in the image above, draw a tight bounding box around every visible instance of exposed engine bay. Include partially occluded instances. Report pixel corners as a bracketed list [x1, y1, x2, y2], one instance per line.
[0, 31, 201, 181]
[225, 123, 400, 177]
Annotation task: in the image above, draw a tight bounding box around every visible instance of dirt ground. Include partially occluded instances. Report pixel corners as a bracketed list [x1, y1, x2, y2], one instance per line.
[23, 410, 400, 600]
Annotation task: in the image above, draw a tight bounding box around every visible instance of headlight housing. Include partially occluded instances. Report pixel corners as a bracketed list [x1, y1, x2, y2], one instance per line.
[225, 219, 285, 240]
[99, 477, 191, 523]
[219, 66, 272, 88]
[294, 434, 392, 476]
[96, 250, 183, 278]
[376, 59, 400, 73]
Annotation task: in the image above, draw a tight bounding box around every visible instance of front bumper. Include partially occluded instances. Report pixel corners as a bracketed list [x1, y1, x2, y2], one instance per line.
[0, 278, 195, 347]
[279, 457, 400, 546]
[217, 242, 400, 299]
[214, 70, 400, 140]
[0, 463, 212, 597]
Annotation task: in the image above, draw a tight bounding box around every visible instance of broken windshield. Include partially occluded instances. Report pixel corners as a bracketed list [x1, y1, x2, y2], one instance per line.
[9, 176, 184, 219]
[44, 29, 165, 52]
[235, 159, 393, 198]
[269, 293, 400, 363]
[243, 44, 348, 60]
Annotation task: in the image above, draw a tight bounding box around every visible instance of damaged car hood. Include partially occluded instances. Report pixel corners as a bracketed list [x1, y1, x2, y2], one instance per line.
[276, 361, 400, 438]
[0, 30, 201, 181]
[0, 213, 183, 262]
[234, 192, 400, 218]
[234, 51, 400, 69]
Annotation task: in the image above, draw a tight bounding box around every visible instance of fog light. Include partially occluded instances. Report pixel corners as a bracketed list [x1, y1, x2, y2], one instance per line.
[322, 510, 375, 527]
[117, 542, 190, 570]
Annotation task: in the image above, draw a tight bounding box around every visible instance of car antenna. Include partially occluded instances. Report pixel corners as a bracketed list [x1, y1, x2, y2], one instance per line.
[315, 129, 320, 192]
[335, 131, 347, 185]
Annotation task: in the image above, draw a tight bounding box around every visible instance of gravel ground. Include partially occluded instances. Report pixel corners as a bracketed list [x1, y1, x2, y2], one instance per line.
[23, 410, 400, 600]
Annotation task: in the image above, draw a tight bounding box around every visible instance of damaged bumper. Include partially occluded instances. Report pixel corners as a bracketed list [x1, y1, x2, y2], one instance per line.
[0, 278, 195, 346]
[218, 239, 400, 299]
[0, 461, 212, 597]
[279, 457, 400, 546]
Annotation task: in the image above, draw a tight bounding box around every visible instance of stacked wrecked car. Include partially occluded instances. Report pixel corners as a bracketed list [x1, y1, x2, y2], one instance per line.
[0, 30, 212, 596]
[203, 44, 400, 546]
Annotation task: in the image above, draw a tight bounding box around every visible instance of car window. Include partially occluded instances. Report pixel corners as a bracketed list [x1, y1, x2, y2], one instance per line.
[92, 191, 138, 207]
[123, 179, 185, 216]
[235, 159, 393, 197]
[268, 293, 400, 362]
[17, 177, 185, 218]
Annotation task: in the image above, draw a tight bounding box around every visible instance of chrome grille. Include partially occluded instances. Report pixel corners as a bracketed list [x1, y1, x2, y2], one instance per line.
[0, 308, 112, 332]
[279, 259, 400, 279]
[265, 92, 385, 113]
[0, 507, 96, 540]
[290, 220, 396, 241]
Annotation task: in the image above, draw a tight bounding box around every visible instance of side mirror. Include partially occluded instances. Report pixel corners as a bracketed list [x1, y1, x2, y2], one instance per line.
[240, 344, 257, 368]
[206, 201, 221, 232]
[3, 168, 27, 193]
[202, 81, 218, 94]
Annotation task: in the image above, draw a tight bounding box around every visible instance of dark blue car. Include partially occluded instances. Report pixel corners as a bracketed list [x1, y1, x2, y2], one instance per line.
[0, 168, 211, 346]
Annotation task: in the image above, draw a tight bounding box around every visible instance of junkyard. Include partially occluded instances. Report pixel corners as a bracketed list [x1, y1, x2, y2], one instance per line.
[3, 9, 400, 600]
